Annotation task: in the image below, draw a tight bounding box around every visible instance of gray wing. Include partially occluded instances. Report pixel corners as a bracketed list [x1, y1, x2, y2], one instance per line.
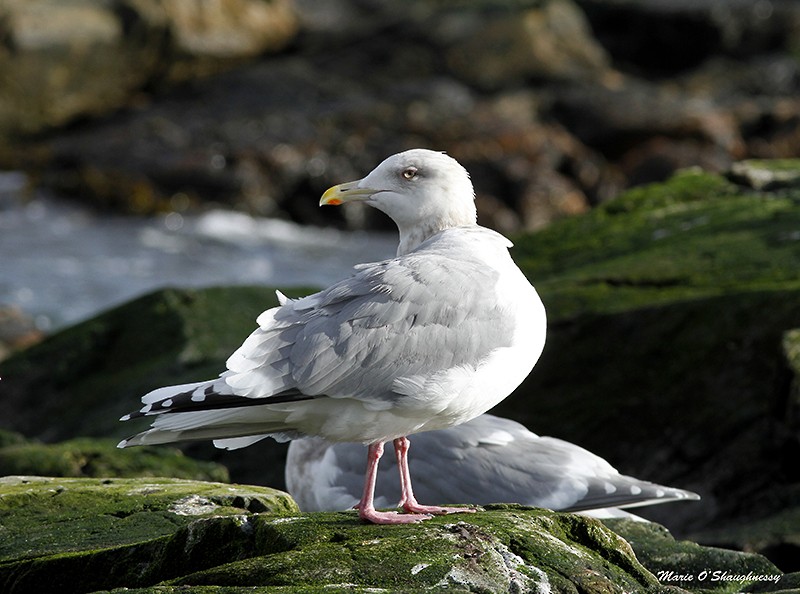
[122, 247, 514, 438]
[225, 250, 513, 406]
[410, 416, 700, 510]
[285, 414, 699, 512]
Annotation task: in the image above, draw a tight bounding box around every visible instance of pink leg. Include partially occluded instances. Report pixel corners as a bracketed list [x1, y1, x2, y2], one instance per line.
[393, 436, 475, 516]
[354, 441, 432, 524]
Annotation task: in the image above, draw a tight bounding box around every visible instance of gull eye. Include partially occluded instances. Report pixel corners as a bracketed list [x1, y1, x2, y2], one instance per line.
[402, 167, 418, 180]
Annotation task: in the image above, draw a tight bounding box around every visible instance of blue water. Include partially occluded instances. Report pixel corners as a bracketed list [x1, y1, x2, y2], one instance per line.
[0, 171, 396, 330]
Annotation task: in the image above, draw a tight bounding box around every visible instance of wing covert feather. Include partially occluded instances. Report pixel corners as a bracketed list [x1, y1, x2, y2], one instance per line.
[225, 243, 515, 405]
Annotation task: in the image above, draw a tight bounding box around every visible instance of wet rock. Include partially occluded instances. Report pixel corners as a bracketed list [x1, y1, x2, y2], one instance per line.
[550, 77, 745, 158]
[21, 58, 609, 228]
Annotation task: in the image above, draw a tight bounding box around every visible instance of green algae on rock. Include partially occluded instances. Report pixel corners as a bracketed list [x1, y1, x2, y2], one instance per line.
[0, 473, 789, 594]
[0, 432, 228, 482]
[0, 480, 669, 594]
[512, 166, 800, 320]
[684, 504, 800, 582]
[0, 430, 29, 449]
[0, 476, 299, 594]
[163, 509, 662, 593]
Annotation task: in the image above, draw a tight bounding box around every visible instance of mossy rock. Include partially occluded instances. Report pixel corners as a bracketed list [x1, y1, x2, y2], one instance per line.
[0, 475, 297, 557]
[605, 519, 785, 594]
[0, 475, 787, 594]
[512, 166, 800, 319]
[0, 477, 671, 594]
[685, 503, 800, 579]
[498, 289, 799, 492]
[728, 159, 800, 191]
[0, 430, 29, 449]
[0, 432, 228, 482]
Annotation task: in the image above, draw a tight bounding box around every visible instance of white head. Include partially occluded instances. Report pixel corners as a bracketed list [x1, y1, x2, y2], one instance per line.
[320, 149, 477, 255]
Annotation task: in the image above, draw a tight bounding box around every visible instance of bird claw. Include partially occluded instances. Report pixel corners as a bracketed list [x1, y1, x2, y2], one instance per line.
[402, 503, 476, 516]
[354, 501, 473, 523]
[358, 508, 432, 524]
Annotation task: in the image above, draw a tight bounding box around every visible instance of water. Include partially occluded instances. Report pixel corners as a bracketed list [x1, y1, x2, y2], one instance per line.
[0, 172, 396, 331]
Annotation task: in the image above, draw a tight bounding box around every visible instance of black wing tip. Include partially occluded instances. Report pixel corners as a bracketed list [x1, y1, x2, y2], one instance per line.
[118, 389, 315, 425]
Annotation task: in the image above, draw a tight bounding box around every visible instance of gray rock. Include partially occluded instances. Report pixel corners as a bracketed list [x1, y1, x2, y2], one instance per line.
[4, 0, 800, 230]
[442, 0, 611, 90]
[0, 0, 298, 138]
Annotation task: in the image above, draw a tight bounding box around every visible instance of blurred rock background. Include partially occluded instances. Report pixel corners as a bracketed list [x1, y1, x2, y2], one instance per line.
[1, 0, 798, 233]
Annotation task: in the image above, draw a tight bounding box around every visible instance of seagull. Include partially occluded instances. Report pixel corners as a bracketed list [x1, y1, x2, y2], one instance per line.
[286, 413, 700, 517]
[118, 149, 547, 524]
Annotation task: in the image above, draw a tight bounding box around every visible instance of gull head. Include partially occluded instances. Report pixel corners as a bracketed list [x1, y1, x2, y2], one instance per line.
[321, 149, 477, 255]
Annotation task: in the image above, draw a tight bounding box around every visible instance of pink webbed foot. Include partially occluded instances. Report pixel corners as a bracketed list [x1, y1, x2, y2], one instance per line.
[400, 499, 476, 516]
[355, 441, 434, 524]
[403, 503, 476, 516]
[355, 503, 432, 524]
